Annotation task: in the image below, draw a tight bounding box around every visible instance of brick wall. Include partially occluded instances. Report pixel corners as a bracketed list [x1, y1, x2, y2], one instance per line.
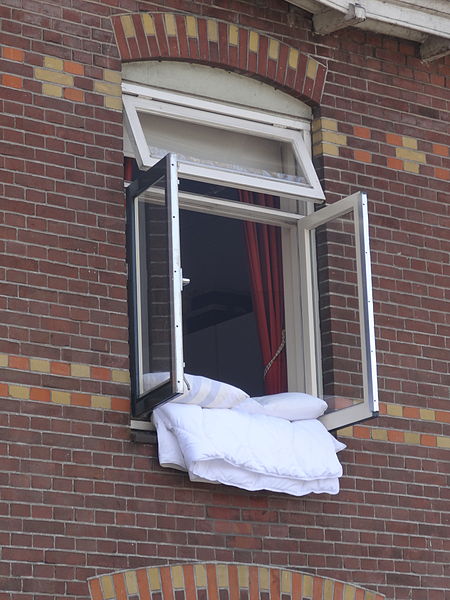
[0, 1, 449, 600]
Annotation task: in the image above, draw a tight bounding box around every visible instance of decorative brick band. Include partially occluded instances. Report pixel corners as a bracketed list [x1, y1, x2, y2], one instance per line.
[88, 563, 385, 600]
[1, 382, 130, 412]
[381, 401, 450, 424]
[2, 352, 450, 442]
[0, 353, 130, 412]
[312, 117, 450, 178]
[339, 424, 450, 448]
[1, 45, 122, 110]
[111, 12, 327, 104]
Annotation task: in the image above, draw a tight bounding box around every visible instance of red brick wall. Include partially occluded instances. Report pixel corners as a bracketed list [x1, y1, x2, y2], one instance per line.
[0, 1, 449, 600]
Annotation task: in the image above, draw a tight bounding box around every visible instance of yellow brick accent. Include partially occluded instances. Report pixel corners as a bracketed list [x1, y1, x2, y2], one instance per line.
[402, 136, 417, 149]
[386, 404, 403, 417]
[9, 385, 30, 400]
[312, 130, 321, 145]
[103, 69, 121, 83]
[216, 564, 228, 588]
[148, 567, 161, 590]
[194, 564, 207, 588]
[101, 575, 115, 598]
[142, 13, 155, 36]
[172, 565, 184, 589]
[404, 432, 421, 445]
[249, 31, 259, 53]
[207, 20, 218, 42]
[396, 147, 426, 163]
[91, 395, 111, 409]
[44, 56, 63, 71]
[259, 567, 269, 591]
[420, 408, 435, 421]
[104, 96, 122, 111]
[344, 584, 356, 600]
[437, 436, 450, 448]
[288, 48, 298, 69]
[94, 80, 121, 96]
[303, 575, 313, 597]
[281, 570, 291, 594]
[0, 354, 8, 367]
[71, 364, 91, 378]
[125, 570, 138, 595]
[403, 161, 420, 173]
[313, 142, 339, 157]
[30, 359, 50, 373]
[186, 15, 197, 38]
[324, 579, 334, 599]
[51, 391, 71, 405]
[306, 57, 318, 79]
[313, 129, 347, 146]
[121, 15, 136, 38]
[164, 13, 177, 36]
[338, 426, 354, 437]
[312, 119, 321, 133]
[229, 24, 239, 46]
[321, 130, 347, 145]
[237, 565, 249, 588]
[35, 68, 73, 86]
[313, 117, 338, 132]
[268, 39, 280, 60]
[372, 428, 388, 441]
[42, 83, 62, 97]
[111, 369, 130, 383]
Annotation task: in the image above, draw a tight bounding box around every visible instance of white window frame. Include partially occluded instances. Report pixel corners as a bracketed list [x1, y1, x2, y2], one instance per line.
[122, 82, 325, 203]
[124, 84, 378, 432]
[298, 191, 379, 430]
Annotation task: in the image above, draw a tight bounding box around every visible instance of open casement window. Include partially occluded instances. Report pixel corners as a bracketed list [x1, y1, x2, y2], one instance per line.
[298, 192, 378, 430]
[126, 154, 184, 417]
[124, 78, 378, 430]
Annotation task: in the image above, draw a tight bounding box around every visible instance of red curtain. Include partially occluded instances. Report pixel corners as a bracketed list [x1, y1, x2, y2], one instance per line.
[240, 190, 287, 395]
[124, 157, 134, 181]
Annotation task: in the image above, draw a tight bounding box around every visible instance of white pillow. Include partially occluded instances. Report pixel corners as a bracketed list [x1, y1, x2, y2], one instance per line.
[142, 371, 170, 391]
[173, 374, 249, 408]
[235, 392, 327, 421]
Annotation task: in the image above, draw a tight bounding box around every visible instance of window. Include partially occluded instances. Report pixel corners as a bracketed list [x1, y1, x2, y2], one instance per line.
[124, 69, 378, 431]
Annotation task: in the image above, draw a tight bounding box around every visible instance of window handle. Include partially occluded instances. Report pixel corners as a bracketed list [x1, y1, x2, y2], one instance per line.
[182, 277, 191, 288]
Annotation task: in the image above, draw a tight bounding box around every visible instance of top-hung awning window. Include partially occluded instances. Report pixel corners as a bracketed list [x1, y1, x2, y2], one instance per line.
[123, 82, 325, 202]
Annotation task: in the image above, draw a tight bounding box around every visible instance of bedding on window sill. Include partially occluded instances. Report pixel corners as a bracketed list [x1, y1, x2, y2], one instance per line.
[152, 403, 346, 496]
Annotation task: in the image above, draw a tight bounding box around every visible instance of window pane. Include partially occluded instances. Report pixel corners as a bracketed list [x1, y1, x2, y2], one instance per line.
[137, 111, 306, 185]
[137, 199, 172, 396]
[128, 154, 184, 418]
[316, 212, 365, 413]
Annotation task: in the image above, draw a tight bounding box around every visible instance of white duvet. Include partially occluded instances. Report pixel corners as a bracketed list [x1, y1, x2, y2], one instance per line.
[153, 403, 346, 496]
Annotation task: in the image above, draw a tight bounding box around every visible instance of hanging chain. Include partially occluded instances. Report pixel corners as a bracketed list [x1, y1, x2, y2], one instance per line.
[263, 329, 286, 379]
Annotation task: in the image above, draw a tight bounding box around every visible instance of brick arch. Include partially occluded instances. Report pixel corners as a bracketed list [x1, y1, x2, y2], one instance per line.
[111, 12, 327, 105]
[88, 563, 385, 600]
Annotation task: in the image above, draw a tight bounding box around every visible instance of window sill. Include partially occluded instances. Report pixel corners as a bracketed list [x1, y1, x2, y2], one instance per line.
[130, 419, 157, 443]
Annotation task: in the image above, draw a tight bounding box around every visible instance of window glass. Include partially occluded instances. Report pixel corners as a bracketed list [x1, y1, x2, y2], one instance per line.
[137, 111, 305, 184]
[316, 212, 365, 412]
[123, 87, 325, 202]
[137, 198, 172, 396]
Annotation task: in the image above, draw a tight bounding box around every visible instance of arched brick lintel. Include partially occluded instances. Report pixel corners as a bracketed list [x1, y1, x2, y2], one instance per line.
[111, 12, 327, 105]
[88, 563, 386, 600]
